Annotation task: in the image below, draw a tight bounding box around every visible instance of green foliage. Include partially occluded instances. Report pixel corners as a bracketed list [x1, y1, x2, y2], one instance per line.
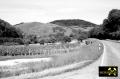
[103, 9, 120, 33]
[0, 19, 25, 45]
[47, 38, 57, 43]
[39, 39, 45, 44]
[50, 19, 98, 27]
[0, 38, 24, 45]
[108, 9, 120, 23]
[0, 19, 23, 38]
[40, 33, 71, 44]
[62, 36, 71, 43]
[89, 26, 106, 39]
[53, 27, 66, 33]
[70, 30, 88, 41]
[49, 33, 65, 42]
[77, 30, 88, 40]
[23, 34, 38, 44]
[102, 9, 120, 39]
[109, 31, 120, 40]
[89, 9, 120, 40]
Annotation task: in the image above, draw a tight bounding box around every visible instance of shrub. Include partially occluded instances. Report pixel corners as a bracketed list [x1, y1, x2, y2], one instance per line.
[0, 38, 24, 45]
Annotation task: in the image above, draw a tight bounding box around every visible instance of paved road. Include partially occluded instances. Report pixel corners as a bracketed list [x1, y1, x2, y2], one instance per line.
[40, 40, 120, 79]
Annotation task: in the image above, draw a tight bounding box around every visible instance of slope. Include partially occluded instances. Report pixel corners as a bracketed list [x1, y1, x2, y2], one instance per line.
[50, 19, 98, 27]
[14, 22, 73, 37]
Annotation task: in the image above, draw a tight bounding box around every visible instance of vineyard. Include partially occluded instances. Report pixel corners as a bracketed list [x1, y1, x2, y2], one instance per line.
[0, 42, 85, 56]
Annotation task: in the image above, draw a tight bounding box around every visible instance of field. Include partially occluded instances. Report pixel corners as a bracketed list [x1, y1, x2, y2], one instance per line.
[0, 40, 103, 79]
[0, 42, 81, 57]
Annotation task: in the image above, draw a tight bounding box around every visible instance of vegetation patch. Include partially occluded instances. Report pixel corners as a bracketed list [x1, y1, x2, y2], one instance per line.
[0, 40, 103, 78]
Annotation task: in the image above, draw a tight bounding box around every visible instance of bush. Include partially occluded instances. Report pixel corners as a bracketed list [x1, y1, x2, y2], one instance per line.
[63, 36, 71, 43]
[23, 34, 38, 44]
[39, 39, 45, 44]
[88, 26, 105, 39]
[70, 30, 88, 41]
[0, 38, 24, 45]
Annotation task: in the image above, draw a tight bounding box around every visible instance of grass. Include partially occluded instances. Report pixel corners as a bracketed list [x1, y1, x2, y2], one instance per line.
[0, 40, 103, 79]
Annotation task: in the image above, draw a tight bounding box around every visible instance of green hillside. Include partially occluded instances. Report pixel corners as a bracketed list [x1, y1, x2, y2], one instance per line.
[50, 19, 98, 27]
[14, 19, 98, 37]
[14, 22, 73, 37]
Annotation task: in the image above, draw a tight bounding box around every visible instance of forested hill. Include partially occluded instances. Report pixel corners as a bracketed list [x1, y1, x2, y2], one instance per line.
[0, 19, 23, 38]
[50, 19, 98, 27]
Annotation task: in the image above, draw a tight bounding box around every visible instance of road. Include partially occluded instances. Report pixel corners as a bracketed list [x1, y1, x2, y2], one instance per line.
[40, 40, 120, 79]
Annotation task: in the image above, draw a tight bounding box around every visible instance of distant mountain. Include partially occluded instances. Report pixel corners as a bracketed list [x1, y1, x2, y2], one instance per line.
[50, 19, 98, 27]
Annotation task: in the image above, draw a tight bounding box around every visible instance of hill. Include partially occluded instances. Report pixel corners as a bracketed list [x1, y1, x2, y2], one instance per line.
[15, 19, 98, 37]
[14, 19, 99, 43]
[14, 22, 73, 37]
[50, 19, 98, 27]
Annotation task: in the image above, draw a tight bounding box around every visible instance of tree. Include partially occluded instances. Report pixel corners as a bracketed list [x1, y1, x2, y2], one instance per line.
[89, 9, 120, 40]
[102, 9, 120, 40]
[103, 9, 120, 32]
[89, 26, 105, 39]
[0, 19, 23, 38]
[63, 36, 71, 43]
[108, 9, 120, 23]
[70, 30, 88, 41]
[39, 39, 45, 45]
[23, 34, 38, 44]
[109, 31, 120, 40]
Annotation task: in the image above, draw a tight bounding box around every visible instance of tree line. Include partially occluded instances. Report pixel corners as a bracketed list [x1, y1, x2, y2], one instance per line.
[89, 9, 120, 40]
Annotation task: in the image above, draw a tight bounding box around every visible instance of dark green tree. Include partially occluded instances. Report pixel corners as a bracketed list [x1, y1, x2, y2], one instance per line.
[89, 9, 120, 40]
[0, 19, 23, 38]
[63, 36, 71, 43]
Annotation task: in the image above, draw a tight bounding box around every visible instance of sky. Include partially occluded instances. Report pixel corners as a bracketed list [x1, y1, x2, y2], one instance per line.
[0, 0, 120, 25]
